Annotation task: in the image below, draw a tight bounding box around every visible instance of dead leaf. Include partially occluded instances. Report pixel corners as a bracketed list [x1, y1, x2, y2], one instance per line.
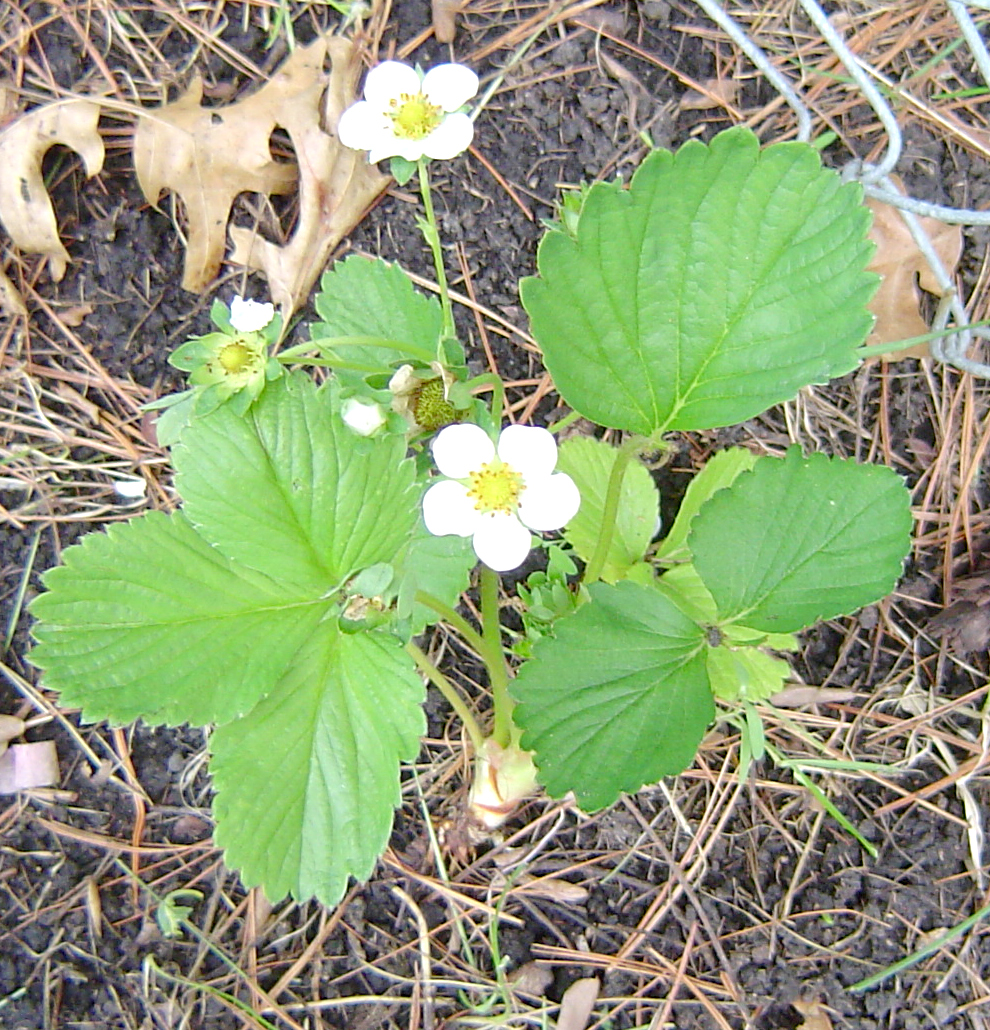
[0, 264, 26, 316]
[574, 8, 628, 35]
[0, 740, 59, 793]
[0, 714, 26, 754]
[134, 71, 298, 294]
[770, 685, 857, 708]
[58, 302, 94, 326]
[679, 78, 741, 111]
[557, 977, 600, 1030]
[432, 0, 460, 43]
[793, 998, 834, 1030]
[0, 99, 105, 281]
[507, 960, 553, 997]
[135, 36, 388, 315]
[228, 36, 390, 316]
[928, 599, 990, 656]
[491, 868, 590, 903]
[866, 181, 963, 358]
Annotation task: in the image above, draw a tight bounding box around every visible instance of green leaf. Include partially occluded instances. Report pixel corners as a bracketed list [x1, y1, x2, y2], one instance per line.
[512, 581, 713, 810]
[522, 126, 876, 434]
[706, 642, 792, 703]
[556, 436, 659, 583]
[655, 562, 717, 623]
[210, 623, 425, 906]
[690, 448, 912, 632]
[656, 447, 758, 564]
[29, 512, 332, 726]
[174, 373, 419, 594]
[311, 255, 442, 367]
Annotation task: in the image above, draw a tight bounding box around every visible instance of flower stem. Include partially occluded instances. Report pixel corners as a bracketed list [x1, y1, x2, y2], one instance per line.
[414, 590, 486, 657]
[278, 335, 435, 364]
[583, 440, 636, 585]
[406, 642, 485, 752]
[417, 158, 456, 342]
[464, 371, 505, 422]
[480, 565, 513, 749]
[548, 410, 582, 435]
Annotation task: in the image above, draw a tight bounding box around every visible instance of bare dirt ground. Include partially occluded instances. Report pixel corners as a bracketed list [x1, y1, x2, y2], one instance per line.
[1, 1, 990, 1028]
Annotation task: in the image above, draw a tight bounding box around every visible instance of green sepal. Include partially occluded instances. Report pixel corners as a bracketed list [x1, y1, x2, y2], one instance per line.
[390, 155, 417, 185]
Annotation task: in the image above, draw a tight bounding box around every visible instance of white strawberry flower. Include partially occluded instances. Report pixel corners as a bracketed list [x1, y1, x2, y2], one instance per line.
[228, 296, 275, 333]
[337, 60, 479, 163]
[423, 423, 581, 572]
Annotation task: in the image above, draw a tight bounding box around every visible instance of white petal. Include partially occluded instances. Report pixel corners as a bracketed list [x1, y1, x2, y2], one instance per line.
[472, 513, 532, 572]
[337, 101, 389, 150]
[421, 113, 474, 160]
[432, 423, 494, 479]
[423, 480, 480, 537]
[517, 472, 581, 532]
[229, 296, 274, 332]
[422, 63, 479, 111]
[369, 135, 425, 163]
[363, 61, 420, 108]
[497, 424, 558, 483]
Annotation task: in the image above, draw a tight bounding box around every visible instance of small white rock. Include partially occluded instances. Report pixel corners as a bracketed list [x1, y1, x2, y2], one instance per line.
[114, 476, 147, 500]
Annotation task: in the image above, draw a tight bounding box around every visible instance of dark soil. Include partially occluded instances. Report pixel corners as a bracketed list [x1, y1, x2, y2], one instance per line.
[2, 2, 989, 1029]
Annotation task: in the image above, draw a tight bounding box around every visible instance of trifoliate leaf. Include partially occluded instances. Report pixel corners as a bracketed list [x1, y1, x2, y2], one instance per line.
[690, 448, 912, 633]
[30, 511, 332, 726]
[174, 372, 419, 594]
[556, 436, 659, 583]
[512, 581, 712, 810]
[312, 254, 442, 368]
[211, 623, 425, 906]
[522, 126, 876, 434]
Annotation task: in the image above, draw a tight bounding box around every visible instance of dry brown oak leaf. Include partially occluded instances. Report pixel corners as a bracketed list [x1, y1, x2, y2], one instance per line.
[134, 34, 389, 315]
[0, 99, 104, 293]
[227, 36, 390, 316]
[133, 71, 298, 293]
[866, 187, 963, 359]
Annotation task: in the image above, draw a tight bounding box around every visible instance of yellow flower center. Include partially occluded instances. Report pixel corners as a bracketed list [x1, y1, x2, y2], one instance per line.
[467, 461, 524, 515]
[390, 93, 442, 140]
[217, 342, 254, 374]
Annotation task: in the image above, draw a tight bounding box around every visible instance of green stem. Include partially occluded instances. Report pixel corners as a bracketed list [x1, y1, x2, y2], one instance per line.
[414, 590, 486, 656]
[406, 642, 485, 751]
[288, 357, 390, 375]
[548, 410, 582, 435]
[583, 442, 636, 585]
[480, 566, 513, 748]
[278, 335, 435, 364]
[417, 158, 455, 341]
[465, 371, 505, 422]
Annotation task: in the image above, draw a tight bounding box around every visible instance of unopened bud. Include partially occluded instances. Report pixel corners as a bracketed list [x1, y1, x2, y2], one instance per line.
[341, 397, 387, 436]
